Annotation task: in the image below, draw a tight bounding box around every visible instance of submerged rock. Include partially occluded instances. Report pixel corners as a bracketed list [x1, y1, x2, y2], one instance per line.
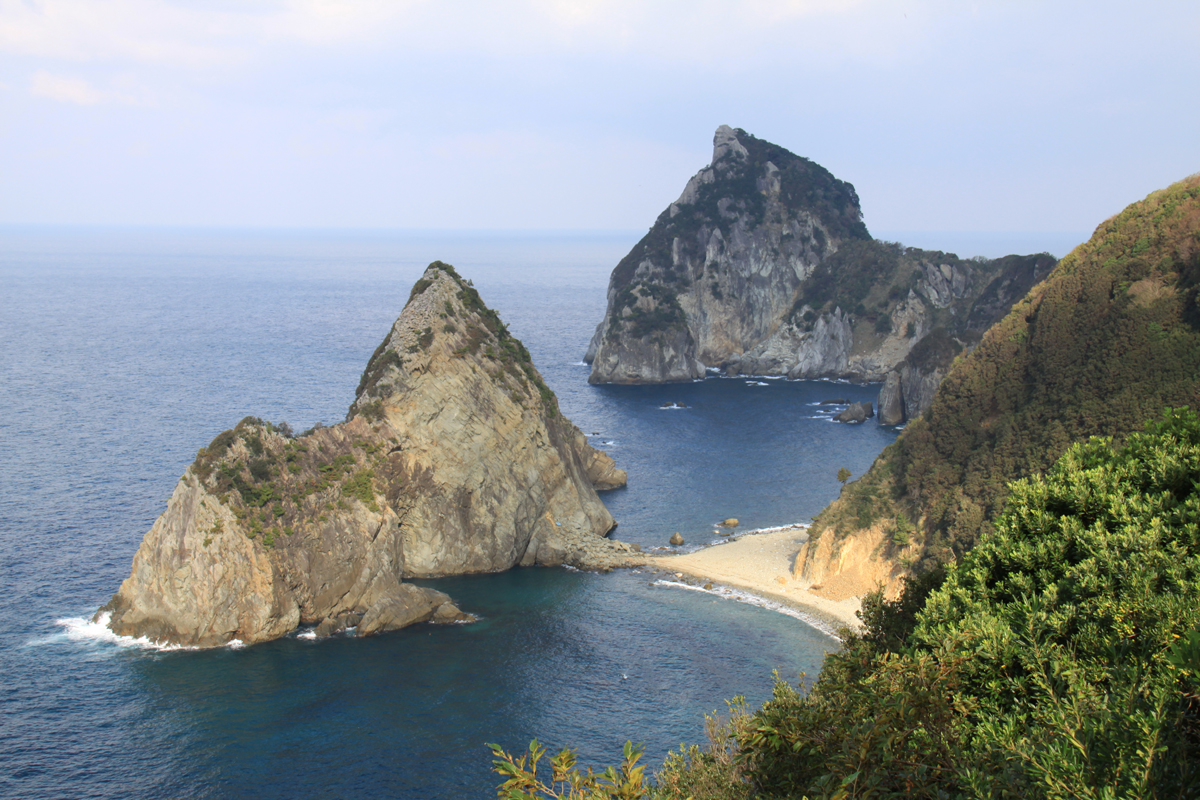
[97, 262, 631, 647]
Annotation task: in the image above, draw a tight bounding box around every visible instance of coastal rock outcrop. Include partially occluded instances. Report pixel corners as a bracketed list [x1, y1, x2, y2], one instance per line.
[586, 125, 867, 384]
[833, 401, 874, 424]
[97, 262, 631, 647]
[584, 126, 1058, 388]
[875, 255, 1056, 425]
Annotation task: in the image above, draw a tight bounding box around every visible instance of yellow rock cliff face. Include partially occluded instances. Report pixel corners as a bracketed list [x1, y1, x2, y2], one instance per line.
[98, 262, 630, 647]
[792, 522, 908, 602]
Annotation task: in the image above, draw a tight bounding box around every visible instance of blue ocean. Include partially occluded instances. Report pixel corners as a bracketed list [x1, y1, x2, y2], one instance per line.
[0, 229, 898, 799]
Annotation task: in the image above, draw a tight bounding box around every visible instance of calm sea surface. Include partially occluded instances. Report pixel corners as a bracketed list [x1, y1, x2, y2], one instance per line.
[0, 229, 897, 799]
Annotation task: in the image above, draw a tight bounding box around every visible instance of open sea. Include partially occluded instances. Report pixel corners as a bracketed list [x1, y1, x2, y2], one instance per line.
[0, 228, 899, 799]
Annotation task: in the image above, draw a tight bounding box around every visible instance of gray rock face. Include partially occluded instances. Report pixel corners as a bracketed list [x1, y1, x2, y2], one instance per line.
[586, 126, 868, 384]
[97, 263, 632, 647]
[586, 127, 1058, 387]
[878, 372, 904, 426]
[876, 254, 1056, 425]
[834, 401, 874, 424]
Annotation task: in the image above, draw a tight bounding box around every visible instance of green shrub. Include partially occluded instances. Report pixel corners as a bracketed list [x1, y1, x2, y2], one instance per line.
[496, 408, 1200, 798]
[490, 739, 648, 799]
[342, 469, 379, 512]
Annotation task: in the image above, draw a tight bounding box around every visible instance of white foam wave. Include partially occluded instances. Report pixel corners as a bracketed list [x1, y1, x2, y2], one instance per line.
[743, 522, 811, 535]
[652, 580, 841, 639]
[723, 372, 786, 381]
[571, 361, 589, 367]
[296, 629, 318, 640]
[45, 613, 198, 652]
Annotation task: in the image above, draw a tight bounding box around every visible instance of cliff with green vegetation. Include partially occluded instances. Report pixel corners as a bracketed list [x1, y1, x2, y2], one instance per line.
[489, 176, 1200, 799]
[798, 174, 1200, 596]
[97, 262, 631, 647]
[493, 408, 1200, 798]
[584, 126, 1055, 390]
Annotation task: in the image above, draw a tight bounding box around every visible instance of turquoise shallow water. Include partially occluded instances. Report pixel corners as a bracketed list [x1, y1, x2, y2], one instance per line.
[0, 229, 896, 798]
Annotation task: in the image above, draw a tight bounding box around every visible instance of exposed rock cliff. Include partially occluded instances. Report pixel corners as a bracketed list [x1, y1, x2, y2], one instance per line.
[877, 254, 1056, 425]
[796, 174, 1200, 598]
[586, 125, 868, 384]
[97, 262, 630, 647]
[585, 126, 1057, 389]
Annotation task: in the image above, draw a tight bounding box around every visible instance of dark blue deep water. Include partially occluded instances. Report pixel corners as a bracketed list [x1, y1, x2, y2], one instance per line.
[0, 229, 897, 799]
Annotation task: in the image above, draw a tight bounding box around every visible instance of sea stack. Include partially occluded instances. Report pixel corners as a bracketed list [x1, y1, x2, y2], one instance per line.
[585, 125, 1055, 395]
[97, 262, 630, 647]
[585, 124, 869, 384]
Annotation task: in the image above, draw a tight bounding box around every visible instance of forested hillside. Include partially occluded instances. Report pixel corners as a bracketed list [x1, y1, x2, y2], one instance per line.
[495, 409, 1200, 798]
[811, 174, 1200, 574]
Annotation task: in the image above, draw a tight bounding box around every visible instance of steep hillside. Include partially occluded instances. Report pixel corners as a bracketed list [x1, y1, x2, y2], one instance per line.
[798, 174, 1200, 595]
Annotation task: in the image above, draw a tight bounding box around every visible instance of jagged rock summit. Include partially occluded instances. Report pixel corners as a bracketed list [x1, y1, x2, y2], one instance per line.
[586, 124, 869, 384]
[585, 126, 1056, 410]
[97, 262, 630, 647]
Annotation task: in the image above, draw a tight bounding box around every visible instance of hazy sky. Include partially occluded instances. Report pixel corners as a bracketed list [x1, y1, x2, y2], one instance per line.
[2, 1, 1197, 235]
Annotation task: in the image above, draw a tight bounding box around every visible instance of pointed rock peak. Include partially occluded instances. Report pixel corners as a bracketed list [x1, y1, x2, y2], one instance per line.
[95, 260, 630, 647]
[712, 124, 749, 166]
[350, 260, 559, 423]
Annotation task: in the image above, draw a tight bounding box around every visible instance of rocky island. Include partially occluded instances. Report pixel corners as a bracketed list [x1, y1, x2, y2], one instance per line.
[585, 125, 1055, 424]
[97, 262, 631, 647]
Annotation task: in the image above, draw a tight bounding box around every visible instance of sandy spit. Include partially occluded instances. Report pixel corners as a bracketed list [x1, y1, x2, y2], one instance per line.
[645, 526, 863, 634]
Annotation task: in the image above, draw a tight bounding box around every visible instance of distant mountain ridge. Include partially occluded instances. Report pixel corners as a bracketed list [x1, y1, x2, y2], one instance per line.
[584, 126, 1056, 423]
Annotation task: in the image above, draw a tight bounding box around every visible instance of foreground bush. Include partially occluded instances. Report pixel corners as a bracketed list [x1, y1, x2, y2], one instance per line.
[496, 408, 1200, 798]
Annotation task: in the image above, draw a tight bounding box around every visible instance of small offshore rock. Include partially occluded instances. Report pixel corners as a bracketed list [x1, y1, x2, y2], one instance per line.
[721, 518, 739, 528]
[820, 398, 850, 405]
[432, 602, 473, 623]
[834, 401, 874, 424]
[669, 532, 685, 546]
[315, 616, 341, 638]
[703, 583, 713, 590]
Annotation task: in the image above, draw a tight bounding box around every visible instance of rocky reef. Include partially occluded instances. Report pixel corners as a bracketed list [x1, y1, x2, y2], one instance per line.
[585, 126, 1056, 418]
[97, 262, 630, 647]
